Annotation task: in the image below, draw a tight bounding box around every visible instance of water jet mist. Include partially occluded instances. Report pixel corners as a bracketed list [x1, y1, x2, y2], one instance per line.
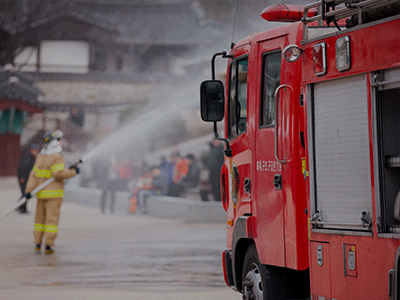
[80, 81, 203, 163]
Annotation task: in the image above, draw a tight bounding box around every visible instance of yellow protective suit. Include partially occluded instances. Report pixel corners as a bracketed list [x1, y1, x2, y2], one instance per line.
[25, 153, 77, 246]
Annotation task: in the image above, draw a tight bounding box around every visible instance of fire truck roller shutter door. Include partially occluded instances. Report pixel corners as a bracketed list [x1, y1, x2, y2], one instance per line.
[312, 74, 372, 228]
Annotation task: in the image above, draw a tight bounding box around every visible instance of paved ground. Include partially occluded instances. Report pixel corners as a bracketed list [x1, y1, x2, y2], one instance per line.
[0, 177, 240, 300]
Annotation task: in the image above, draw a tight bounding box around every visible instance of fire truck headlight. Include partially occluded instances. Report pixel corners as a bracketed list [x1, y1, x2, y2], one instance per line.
[283, 44, 303, 62]
[336, 36, 351, 71]
[313, 42, 327, 76]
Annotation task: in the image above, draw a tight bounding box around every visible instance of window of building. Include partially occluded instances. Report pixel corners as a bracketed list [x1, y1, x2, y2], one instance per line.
[260, 51, 281, 127]
[228, 58, 248, 139]
[93, 50, 107, 72]
[116, 57, 123, 72]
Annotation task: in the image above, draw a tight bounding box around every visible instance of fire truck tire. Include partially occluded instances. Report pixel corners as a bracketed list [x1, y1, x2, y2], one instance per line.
[242, 243, 267, 300]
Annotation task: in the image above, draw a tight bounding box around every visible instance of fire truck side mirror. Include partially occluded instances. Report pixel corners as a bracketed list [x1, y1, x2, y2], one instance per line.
[200, 80, 225, 122]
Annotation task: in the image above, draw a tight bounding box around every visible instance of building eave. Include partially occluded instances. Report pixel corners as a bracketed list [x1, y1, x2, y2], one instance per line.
[31, 71, 187, 84]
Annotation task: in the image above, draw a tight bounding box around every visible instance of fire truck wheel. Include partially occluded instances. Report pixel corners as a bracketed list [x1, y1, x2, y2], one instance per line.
[242, 243, 267, 300]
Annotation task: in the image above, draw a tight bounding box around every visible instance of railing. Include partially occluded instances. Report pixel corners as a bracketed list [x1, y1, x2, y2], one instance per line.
[302, 0, 400, 40]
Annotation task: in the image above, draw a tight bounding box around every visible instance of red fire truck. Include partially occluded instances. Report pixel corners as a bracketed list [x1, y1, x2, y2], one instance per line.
[200, 0, 400, 299]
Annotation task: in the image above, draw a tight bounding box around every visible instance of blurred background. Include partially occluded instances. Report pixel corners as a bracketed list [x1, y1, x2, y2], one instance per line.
[0, 2, 310, 297]
[0, 0, 306, 183]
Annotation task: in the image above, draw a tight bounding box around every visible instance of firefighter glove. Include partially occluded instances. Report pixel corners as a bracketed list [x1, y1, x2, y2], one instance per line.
[73, 166, 80, 174]
[25, 192, 32, 200]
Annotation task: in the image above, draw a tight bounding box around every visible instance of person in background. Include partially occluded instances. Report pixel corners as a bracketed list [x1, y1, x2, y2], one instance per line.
[171, 152, 189, 184]
[25, 130, 79, 254]
[104, 155, 132, 214]
[92, 155, 111, 214]
[69, 106, 85, 127]
[16, 143, 40, 214]
[130, 166, 153, 213]
[136, 165, 168, 214]
[167, 152, 188, 196]
[114, 156, 133, 191]
[167, 154, 200, 197]
[159, 155, 173, 187]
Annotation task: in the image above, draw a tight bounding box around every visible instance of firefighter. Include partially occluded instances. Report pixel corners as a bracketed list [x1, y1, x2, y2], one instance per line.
[24, 130, 79, 254]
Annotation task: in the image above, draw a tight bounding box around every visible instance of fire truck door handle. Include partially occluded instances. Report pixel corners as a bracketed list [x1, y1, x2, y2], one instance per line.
[244, 178, 251, 194]
[273, 174, 282, 190]
[274, 84, 292, 165]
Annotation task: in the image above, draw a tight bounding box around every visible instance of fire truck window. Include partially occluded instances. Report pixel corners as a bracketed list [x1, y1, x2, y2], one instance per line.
[260, 51, 281, 127]
[228, 58, 248, 139]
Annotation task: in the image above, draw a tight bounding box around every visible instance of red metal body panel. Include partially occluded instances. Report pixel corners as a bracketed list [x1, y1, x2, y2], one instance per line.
[253, 36, 288, 268]
[309, 242, 331, 297]
[223, 42, 253, 252]
[252, 26, 309, 270]
[225, 21, 309, 271]
[308, 234, 400, 299]
[217, 3, 400, 298]
[302, 16, 400, 300]
[302, 18, 400, 84]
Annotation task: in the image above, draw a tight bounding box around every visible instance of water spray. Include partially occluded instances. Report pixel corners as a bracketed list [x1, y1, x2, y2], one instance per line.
[0, 79, 201, 220]
[80, 81, 201, 163]
[0, 85, 192, 220]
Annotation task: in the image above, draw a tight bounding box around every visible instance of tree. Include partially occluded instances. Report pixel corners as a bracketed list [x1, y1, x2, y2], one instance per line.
[0, 0, 72, 67]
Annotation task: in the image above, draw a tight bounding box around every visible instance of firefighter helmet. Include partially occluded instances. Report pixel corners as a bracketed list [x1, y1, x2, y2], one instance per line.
[43, 130, 63, 144]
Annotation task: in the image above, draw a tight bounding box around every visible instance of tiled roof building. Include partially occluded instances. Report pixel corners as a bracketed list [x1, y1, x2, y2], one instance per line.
[0, 0, 222, 175]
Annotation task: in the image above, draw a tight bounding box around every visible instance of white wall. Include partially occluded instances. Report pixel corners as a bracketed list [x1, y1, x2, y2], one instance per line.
[14, 46, 38, 72]
[40, 41, 89, 73]
[14, 41, 90, 73]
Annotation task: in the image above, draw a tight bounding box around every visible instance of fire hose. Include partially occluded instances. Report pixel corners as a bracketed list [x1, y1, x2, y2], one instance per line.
[0, 159, 83, 220]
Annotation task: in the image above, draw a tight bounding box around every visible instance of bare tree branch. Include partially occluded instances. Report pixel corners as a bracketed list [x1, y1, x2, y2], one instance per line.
[0, 0, 73, 66]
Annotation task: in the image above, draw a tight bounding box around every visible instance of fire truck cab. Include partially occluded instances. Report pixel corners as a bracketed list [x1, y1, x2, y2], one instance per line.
[201, 0, 400, 299]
